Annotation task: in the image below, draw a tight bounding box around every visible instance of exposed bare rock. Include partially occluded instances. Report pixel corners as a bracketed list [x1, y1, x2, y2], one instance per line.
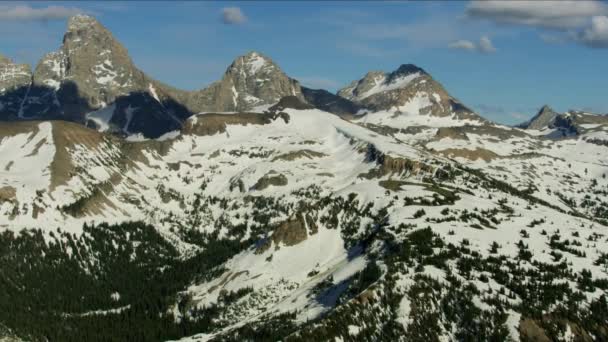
[518, 105, 558, 130]
[251, 171, 288, 190]
[361, 143, 435, 178]
[268, 95, 313, 112]
[188, 52, 304, 112]
[272, 149, 326, 161]
[182, 112, 289, 136]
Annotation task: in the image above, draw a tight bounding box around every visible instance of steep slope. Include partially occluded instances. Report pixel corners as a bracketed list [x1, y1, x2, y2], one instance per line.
[0, 106, 607, 341]
[12, 15, 190, 137]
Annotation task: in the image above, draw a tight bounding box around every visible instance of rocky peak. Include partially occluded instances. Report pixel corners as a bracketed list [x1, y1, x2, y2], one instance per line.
[10, 15, 191, 137]
[191, 51, 303, 112]
[518, 105, 558, 130]
[227, 51, 276, 77]
[66, 14, 99, 31]
[387, 64, 427, 81]
[64, 14, 106, 42]
[337, 63, 480, 121]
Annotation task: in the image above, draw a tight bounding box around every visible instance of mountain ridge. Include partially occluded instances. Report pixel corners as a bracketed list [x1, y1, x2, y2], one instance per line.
[0, 14, 491, 138]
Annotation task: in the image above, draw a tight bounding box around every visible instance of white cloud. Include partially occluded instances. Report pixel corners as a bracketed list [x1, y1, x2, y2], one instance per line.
[578, 16, 608, 48]
[221, 7, 247, 25]
[479, 35, 497, 53]
[466, 0, 608, 30]
[0, 4, 87, 21]
[448, 36, 496, 54]
[448, 40, 477, 51]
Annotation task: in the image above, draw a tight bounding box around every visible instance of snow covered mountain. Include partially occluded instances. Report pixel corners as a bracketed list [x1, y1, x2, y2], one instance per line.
[337, 64, 482, 123]
[1, 92, 608, 341]
[1, 14, 608, 342]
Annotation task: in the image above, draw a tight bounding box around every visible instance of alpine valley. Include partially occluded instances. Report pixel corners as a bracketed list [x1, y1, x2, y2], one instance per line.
[0, 15, 607, 342]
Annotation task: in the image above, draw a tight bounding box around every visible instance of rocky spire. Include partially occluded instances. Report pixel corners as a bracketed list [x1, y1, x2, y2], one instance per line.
[190, 51, 303, 112]
[10, 15, 192, 137]
[519, 105, 558, 130]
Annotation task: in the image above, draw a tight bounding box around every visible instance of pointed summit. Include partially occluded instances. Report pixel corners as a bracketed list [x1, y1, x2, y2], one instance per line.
[191, 51, 303, 112]
[67, 14, 101, 31]
[228, 51, 276, 76]
[389, 64, 427, 79]
[518, 105, 558, 130]
[13, 15, 192, 137]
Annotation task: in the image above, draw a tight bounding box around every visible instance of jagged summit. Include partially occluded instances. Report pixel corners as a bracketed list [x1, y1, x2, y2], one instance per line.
[517, 105, 558, 130]
[517, 105, 608, 138]
[67, 14, 98, 28]
[189, 50, 304, 112]
[228, 51, 276, 75]
[389, 63, 428, 79]
[2, 15, 488, 136]
[7, 14, 192, 137]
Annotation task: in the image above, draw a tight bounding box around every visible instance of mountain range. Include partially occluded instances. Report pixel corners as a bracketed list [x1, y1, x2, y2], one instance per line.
[1, 14, 608, 342]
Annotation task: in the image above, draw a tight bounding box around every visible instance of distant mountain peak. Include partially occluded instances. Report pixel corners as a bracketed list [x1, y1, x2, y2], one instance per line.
[518, 105, 558, 130]
[191, 50, 304, 112]
[337, 63, 480, 121]
[390, 63, 427, 78]
[228, 51, 278, 77]
[67, 14, 99, 30]
[539, 104, 554, 114]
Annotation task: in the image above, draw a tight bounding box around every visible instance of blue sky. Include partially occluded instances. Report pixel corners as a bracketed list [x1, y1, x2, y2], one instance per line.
[0, 1, 607, 124]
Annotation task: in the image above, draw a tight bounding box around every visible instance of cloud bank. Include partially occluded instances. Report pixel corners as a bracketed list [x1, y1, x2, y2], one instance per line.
[466, 0, 608, 48]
